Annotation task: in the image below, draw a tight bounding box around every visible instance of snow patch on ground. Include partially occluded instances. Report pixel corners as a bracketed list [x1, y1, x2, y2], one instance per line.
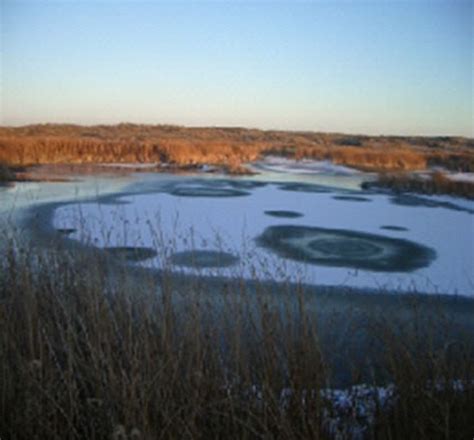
[247, 156, 373, 190]
[98, 163, 161, 169]
[446, 172, 474, 183]
[252, 156, 361, 176]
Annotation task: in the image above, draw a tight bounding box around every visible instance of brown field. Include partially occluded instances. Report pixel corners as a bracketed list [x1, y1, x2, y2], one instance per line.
[1, 124, 472, 174]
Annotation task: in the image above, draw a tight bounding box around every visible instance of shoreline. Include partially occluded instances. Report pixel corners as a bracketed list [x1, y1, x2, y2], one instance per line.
[3, 158, 474, 199]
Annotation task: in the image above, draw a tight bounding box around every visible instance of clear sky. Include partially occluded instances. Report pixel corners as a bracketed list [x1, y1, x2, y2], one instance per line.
[1, 0, 472, 136]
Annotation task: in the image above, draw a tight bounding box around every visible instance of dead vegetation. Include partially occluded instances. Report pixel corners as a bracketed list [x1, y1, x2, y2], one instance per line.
[0, 163, 15, 184]
[0, 241, 473, 439]
[367, 171, 474, 199]
[428, 152, 474, 173]
[0, 124, 472, 173]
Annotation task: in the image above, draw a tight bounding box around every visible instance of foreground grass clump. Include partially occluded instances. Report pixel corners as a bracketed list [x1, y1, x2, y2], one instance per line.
[0, 244, 473, 439]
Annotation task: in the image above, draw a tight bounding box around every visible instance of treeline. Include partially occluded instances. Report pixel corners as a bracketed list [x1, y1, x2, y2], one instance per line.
[0, 123, 472, 172]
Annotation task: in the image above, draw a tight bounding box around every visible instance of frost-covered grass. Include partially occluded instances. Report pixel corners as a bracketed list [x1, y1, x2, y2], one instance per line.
[0, 239, 473, 439]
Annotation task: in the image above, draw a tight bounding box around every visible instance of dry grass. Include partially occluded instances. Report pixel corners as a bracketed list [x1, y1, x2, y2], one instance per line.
[293, 146, 427, 172]
[428, 152, 474, 173]
[0, 124, 472, 173]
[0, 238, 473, 439]
[368, 171, 474, 199]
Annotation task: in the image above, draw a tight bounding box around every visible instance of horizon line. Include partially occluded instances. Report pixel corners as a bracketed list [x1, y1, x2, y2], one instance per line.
[1, 121, 472, 140]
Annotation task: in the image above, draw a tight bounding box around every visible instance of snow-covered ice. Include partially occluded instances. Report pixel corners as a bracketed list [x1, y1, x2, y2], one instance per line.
[2, 158, 471, 296]
[53, 174, 474, 296]
[247, 156, 372, 190]
[446, 172, 474, 183]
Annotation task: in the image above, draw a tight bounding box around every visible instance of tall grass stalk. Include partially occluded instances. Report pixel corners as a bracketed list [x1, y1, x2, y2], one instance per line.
[0, 240, 473, 439]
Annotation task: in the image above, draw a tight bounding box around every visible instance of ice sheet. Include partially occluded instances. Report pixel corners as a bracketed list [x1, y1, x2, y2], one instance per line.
[446, 172, 474, 183]
[53, 177, 474, 296]
[0, 176, 133, 218]
[247, 156, 373, 190]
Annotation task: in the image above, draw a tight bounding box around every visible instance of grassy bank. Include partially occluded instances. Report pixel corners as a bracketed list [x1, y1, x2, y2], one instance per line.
[1, 239, 473, 439]
[1, 124, 472, 173]
[365, 171, 474, 199]
[0, 163, 15, 184]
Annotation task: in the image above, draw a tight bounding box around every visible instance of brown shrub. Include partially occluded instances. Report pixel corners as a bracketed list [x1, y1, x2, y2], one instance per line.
[372, 171, 474, 198]
[428, 152, 474, 172]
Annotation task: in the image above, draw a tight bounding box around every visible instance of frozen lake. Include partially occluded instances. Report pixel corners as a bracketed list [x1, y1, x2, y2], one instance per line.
[1, 159, 473, 393]
[44, 159, 474, 297]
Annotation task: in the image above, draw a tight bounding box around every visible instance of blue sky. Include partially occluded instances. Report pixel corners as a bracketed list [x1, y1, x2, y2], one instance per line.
[1, 1, 472, 136]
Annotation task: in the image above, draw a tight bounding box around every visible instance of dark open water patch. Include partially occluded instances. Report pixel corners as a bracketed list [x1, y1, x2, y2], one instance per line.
[264, 210, 304, 218]
[104, 246, 158, 262]
[162, 180, 250, 198]
[98, 199, 131, 206]
[333, 195, 372, 202]
[170, 250, 239, 268]
[256, 225, 436, 272]
[56, 228, 77, 235]
[380, 225, 409, 232]
[180, 178, 266, 190]
[277, 183, 332, 194]
[169, 186, 250, 197]
[114, 178, 264, 199]
[390, 195, 474, 214]
[156, 178, 268, 198]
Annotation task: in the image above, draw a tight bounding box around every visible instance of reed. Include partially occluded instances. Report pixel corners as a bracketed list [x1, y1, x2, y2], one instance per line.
[370, 171, 474, 199]
[0, 236, 472, 439]
[1, 124, 471, 173]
